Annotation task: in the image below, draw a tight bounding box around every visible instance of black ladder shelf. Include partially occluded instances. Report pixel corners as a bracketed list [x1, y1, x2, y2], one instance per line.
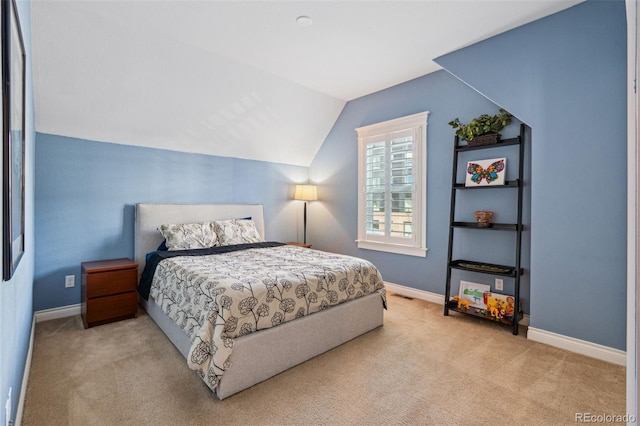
[443, 123, 526, 335]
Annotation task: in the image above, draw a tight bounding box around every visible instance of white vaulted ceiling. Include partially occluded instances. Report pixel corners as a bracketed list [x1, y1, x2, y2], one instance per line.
[31, 0, 582, 166]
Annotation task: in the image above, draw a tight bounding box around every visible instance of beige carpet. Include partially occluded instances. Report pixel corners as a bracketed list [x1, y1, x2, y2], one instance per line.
[22, 293, 625, 425]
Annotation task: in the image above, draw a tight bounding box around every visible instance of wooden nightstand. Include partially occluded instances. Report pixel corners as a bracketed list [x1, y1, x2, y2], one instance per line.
[81, 258, 138, 329]
[285, 242, 312, 248]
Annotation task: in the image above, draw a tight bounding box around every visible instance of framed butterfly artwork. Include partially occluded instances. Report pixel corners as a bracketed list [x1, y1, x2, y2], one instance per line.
[465, 157, 506, 187]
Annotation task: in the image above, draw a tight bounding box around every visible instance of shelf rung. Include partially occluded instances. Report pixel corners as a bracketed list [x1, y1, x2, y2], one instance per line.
[449, 259, 519, 277]
[455, 137, 520, 152]
[451, 222, 519, 231]
[446, 300, 523, 326]
[454, 179, 519, 189]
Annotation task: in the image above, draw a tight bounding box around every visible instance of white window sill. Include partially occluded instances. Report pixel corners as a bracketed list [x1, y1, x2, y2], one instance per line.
[356, 240, 428, 257]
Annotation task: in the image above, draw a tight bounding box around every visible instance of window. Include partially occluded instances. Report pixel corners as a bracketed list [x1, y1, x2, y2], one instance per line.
[356, 112, 428, 257]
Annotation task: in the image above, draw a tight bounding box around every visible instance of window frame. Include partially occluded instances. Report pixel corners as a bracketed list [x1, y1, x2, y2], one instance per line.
[356, 111, 428, 257]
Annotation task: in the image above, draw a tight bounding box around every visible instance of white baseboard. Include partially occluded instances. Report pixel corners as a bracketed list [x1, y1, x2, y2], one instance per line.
[34, 303, 81, 323]
[384, 281, 445, 305]
[16, 316, 35, 426]
[384, 281, 530, 326]
[527, 327, 626, 366]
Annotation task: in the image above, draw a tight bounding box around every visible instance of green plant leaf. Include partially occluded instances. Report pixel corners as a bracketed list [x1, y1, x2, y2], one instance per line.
[447, 109, 513, 141]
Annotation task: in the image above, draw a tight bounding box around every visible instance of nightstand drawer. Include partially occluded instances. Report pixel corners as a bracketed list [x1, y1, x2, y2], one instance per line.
[86, 292, 138, 326]
[86, 268, 137, 298]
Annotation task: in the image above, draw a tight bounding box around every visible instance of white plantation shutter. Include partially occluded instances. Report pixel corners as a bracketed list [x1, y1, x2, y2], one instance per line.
[389, 132, 414, 242]
[364, 138, 386, 241]
[356, 112, 428, 257]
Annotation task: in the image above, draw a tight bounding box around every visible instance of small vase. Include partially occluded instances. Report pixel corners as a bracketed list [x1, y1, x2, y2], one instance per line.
[474, 211, 493, 228]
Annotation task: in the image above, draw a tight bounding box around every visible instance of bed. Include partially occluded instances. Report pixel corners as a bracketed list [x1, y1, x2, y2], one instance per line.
[134, 203, 386, 399]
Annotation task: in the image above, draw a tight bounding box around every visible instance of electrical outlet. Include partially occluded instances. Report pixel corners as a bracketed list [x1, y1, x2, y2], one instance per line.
[495, 278, 504, 291]
[65, 275, 75, 288]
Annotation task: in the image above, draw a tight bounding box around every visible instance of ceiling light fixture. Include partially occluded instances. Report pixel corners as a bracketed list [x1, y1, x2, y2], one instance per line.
[296, 16, 312, 27]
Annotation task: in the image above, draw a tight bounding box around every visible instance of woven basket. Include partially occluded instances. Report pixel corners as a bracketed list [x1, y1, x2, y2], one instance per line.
[468, 133, 500, 147]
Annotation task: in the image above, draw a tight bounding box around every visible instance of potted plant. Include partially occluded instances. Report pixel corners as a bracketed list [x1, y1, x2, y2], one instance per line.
[448, 109, 513, 146]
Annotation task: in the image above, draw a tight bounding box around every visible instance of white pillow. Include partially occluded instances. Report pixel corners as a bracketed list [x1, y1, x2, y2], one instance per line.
[212, 219, 264, 246]
[158, 222, 218, 251]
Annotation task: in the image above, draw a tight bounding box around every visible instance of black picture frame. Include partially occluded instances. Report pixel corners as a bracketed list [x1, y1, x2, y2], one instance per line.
[2, 0, 25, 281]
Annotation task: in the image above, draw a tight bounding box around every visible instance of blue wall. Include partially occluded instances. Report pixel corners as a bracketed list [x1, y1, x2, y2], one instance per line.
[1, 1, 35, 424]
[309, 70, 532, 311]
[310, 0, 627, 350]
[34, 134, 308, 311]
[435, 0, 627, 349]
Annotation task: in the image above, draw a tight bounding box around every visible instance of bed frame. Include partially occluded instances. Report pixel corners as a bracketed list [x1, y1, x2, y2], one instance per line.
[134, 203, 384, 399]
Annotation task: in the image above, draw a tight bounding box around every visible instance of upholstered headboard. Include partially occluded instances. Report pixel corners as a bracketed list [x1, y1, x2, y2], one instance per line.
[134, 203, 265, 276]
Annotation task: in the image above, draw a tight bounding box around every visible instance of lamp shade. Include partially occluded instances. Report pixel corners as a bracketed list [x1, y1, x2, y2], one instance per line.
[294, 184, 318, 201]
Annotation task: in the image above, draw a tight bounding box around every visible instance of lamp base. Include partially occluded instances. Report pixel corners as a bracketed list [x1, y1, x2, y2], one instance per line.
[303, 201, 308, 244]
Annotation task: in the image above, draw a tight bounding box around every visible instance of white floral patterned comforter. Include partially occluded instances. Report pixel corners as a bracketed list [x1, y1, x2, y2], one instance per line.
[149, 244, 386, 391]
